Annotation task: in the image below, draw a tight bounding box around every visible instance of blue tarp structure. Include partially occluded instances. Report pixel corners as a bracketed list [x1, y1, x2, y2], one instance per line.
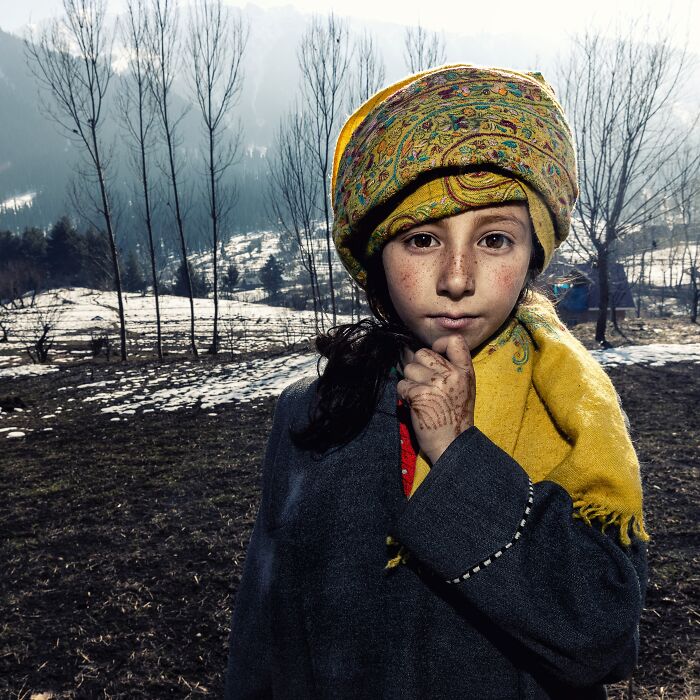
[552, 262, 634, 312]
[554, 283, 588, 312]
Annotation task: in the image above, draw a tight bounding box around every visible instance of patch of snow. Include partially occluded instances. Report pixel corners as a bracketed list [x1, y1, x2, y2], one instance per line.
[0, 191, 35, 213]
[87, 351, 321, 415]
[620, 243, 698, 288]
[6, 431, 26, 439]
[0, 364, 59, 379]
[591, 343, 700, 367]
[4, 339, 698, 421]
[76, 380, 117, 389]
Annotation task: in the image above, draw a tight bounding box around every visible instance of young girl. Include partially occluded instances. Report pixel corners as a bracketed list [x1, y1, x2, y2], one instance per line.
[224, 64, 649, 699]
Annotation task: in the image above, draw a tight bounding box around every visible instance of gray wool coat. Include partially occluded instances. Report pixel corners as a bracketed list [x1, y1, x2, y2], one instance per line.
[224, 371, 648, 699]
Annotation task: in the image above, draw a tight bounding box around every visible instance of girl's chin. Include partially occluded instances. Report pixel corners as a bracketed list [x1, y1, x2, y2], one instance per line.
[409, 315, 511, 355]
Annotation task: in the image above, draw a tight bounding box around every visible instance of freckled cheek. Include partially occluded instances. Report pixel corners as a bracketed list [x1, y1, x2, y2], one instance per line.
[389, 259, 433, 301]
[487, 264, 525, 294]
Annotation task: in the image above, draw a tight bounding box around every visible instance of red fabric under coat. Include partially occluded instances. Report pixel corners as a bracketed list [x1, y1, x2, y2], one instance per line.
[397, 398, 419, 497]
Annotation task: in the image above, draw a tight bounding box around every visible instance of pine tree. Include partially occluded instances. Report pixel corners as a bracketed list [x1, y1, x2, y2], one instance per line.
[173, 260, 209, 298]
[122, 249, 147, 293]
[46, 217, 84, 286]
[259, 254, 283, 299]
[221, 262, 240, 294]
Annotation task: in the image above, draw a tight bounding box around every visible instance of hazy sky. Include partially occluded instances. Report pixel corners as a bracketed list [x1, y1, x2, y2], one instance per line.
[3, 0, 699, 49]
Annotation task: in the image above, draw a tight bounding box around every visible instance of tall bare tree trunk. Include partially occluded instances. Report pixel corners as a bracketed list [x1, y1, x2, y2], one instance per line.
[691, 270, 699, 323]
[121, 0, 162, 359]
[141, 136, 163, 360]
[148, 0, 198, 358]
[635, 250, 646, 318]
[91, 129, 128, 360]
[298, 13, 351, 329]
[189, 0, 248, 354]
[347, 30, 385, 322]
[666, 145, 700, 323]
[595, 248, 610, 344]
[25, 0, 127, 360]
[269, 111, 323, 334]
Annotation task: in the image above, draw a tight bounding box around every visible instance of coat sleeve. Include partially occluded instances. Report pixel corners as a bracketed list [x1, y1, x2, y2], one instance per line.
[388, 426, 648, 688]
[224, 384, 296, 699]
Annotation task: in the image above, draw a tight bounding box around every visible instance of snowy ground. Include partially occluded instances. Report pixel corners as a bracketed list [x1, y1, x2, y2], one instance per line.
[590, 343, 700, 368]
[2, 343, 699, 421]
[82, 352, 323, 417]
[0, 287, 349, 368]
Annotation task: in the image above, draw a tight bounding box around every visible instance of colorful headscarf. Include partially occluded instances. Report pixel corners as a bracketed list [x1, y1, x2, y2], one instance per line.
[331, 64, 578, 287]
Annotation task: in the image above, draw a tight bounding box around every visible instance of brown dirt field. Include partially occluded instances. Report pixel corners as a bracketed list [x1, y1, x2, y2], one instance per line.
[567, 316, 700, 350]
[0, 354, 698, 699]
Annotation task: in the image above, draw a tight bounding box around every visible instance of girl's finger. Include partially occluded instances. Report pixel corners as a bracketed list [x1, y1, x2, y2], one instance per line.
[432, 334, 472, 373]
[396, 377, 420, 401]
[410, 347, 452, 373]
[402, 362, 442, 386]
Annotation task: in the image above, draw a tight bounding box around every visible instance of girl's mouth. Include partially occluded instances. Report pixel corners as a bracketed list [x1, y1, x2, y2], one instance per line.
[431, 316, 479, 330]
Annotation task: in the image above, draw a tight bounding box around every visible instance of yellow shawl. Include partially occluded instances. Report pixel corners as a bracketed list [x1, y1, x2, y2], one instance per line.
[398, 292, 649, 551]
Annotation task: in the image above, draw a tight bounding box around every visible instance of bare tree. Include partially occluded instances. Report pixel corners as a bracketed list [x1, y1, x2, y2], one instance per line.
[403, 23, 446, 73]
[666, 145, 700, 322]
[620, 221, 654, 318]
[269, 110, 323, 333]
[298, 13, 352, 328]
[0, 305, 10, 343]
[558, 22, 699, 343]
[24, 297, 64, 364]
[147, 0, 198, 358]
[345, 30, 386, 322]
[119, 0, 163, 359]
[25, 0, 128, 360]
[347, 30, 386, 112]
[189, 0, 248, 354]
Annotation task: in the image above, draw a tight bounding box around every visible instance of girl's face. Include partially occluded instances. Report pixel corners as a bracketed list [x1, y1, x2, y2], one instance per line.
[381, 203, 534, 353]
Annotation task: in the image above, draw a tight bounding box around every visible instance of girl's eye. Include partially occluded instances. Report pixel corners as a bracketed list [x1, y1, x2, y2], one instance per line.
[480, 233, 512, 249]
[406, 233, 436, 248]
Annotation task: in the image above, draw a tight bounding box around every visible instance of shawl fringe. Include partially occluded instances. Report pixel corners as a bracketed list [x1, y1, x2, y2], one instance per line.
[573, 500, 651, 547]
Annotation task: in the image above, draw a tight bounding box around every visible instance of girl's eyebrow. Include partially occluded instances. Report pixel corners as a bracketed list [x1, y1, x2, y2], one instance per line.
[470, 212, 528, 229]
[404, 210, 529, 235]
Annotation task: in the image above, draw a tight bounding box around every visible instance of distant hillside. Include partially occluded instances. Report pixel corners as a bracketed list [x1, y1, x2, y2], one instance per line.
[0, 28, 77, 229]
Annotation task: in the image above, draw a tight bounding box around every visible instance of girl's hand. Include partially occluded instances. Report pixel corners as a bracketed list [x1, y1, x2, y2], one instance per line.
[397, 335, 476, 466]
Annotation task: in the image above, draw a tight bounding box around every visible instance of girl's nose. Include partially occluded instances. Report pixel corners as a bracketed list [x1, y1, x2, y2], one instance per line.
[436, 250, 476, 298]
